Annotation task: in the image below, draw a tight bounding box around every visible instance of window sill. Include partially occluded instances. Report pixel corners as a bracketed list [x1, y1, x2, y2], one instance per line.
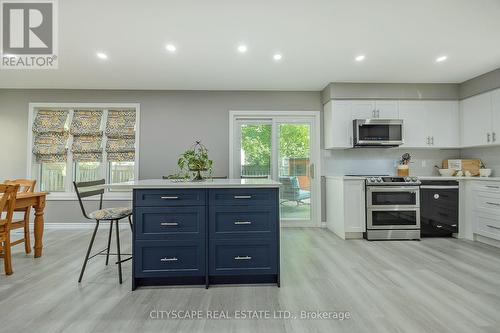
[46, 192, 132, 201]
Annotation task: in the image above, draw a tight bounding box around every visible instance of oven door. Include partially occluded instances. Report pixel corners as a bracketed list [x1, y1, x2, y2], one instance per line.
[367, 186, 419, 209]
[367, 207, 420, 230]
[354, 119, 403, 146]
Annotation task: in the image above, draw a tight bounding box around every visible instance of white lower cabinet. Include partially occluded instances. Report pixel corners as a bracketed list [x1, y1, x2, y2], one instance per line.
[325, 177, 365, 239]
[470, 181, 500, 242]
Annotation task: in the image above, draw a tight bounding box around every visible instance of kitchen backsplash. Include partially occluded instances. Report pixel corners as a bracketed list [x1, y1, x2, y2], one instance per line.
[461, 146, 500, 176]
[322, 148, 461, 176]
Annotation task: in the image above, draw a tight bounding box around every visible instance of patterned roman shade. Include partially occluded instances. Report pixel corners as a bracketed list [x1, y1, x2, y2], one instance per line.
[105, 110, 136, 161]
[70, 110, 103, 135]
[70, 110, 103, 162]
[32, 110, 69, 162]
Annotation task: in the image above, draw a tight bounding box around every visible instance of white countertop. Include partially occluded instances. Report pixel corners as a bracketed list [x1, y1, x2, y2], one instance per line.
[107, 178, 281, 189]
[324, 175, 500, 182]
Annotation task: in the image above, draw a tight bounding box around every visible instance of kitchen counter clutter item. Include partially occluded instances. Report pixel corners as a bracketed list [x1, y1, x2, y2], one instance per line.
[109, 179, 281, 290]
[443, 159, 481, 177]
[480, 168, 493, 177]
[397, 153, 411, 177]
[438, 168, 456, 177]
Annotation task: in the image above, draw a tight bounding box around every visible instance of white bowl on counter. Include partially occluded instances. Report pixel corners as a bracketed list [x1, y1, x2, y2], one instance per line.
[480, 168, 492, 177]
[438, 169, 456, 177]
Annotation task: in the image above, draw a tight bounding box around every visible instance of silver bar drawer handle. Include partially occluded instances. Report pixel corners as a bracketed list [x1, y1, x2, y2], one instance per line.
[436, 225, 443, 228]
[234, 221, 252, 225]
[161, 196, 179, 200]
[160, 257, 178, 262]
[451, 224, 457, 227]
[486, 185, 500, 189]
[234, 195, 252, 199]
[161, 222, 179, 226]
[234, 256, 252, 260]
[486, 202, 500, 207]
[487, 225, 500, 230]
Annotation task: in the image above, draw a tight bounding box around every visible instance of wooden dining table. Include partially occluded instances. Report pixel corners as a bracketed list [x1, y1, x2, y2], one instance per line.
[8, 192, 48, 258]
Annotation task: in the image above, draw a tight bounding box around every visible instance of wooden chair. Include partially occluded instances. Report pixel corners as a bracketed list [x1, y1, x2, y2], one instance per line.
[73, 179, 132, 284]
[0, 184, 20, 275]
[4, 179, 36, 254]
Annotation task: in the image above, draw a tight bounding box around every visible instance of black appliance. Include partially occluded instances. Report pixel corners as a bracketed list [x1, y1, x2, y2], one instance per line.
[420, 180, 459, 237]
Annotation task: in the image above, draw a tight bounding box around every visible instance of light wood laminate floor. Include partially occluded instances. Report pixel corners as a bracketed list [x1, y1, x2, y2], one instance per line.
[1, 228, 500, 333]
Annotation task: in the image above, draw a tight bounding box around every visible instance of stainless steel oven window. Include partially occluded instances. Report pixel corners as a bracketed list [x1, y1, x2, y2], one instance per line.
[367, 208, 421, 230]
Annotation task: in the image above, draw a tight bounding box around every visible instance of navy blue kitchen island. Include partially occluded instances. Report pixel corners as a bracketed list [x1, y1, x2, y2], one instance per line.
[113, 179, 281, 290]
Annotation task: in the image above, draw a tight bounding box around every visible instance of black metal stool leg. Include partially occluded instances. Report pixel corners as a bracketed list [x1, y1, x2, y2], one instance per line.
[105, 221, 113, 265]
[115, 220, 123, 284]
[128, 215, 133, 231]
[79, 221, 100, 283]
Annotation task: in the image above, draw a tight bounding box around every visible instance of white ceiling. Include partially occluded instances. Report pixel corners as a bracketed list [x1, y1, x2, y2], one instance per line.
[2, 0, 500, 91]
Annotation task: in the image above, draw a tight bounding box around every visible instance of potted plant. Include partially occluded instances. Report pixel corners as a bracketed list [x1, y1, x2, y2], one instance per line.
[170, 141, 213, 181]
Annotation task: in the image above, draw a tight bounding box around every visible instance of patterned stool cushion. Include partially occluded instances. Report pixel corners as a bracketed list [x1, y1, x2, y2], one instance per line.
[89, 207, 132, 220]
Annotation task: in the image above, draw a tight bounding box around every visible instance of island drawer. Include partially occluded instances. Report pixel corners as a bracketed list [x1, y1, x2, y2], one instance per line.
[209, 188, 278, 206]
[134, 189, 206, 207]
[135, 206, 205, 240]
[209, 205, 277, 239]
[209, 239, 277, 275]
[135, 240, 205, 277]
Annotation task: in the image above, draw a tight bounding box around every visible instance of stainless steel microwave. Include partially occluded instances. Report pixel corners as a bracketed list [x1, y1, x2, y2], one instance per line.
[353, 119, 404, 147]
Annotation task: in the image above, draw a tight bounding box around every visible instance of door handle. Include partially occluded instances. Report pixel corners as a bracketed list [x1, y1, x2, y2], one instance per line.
[234, 256, 252, 260]
[160, 222, 179, 226]
[160, 257, 178, 262]
[234, 221, 252, 225]
[234, 195, 252, 199]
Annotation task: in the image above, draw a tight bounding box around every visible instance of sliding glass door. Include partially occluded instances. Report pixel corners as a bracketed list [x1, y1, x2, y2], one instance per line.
[231, 114, 319, 226]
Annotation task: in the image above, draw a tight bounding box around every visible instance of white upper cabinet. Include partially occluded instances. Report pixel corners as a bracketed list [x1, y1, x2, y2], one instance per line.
[399, 100, 459, 148]
[351, 100, 376, 119]
[375, 100, 399, 118]
[460, 92, 493, 147]
[399, 101, 429, 148]
[324, 100, 353, 149]
[492, 89, 500, 144]
[428, 101, 460, 148]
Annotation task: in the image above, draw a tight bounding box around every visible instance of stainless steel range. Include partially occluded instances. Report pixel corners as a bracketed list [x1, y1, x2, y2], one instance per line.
[365, 176, 421, 240]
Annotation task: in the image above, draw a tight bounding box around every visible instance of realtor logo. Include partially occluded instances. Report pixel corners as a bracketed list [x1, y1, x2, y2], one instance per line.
[1, 0, 58, 69]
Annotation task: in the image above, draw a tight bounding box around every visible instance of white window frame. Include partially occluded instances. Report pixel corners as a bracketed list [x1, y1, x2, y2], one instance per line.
[27, 103, 140, 201]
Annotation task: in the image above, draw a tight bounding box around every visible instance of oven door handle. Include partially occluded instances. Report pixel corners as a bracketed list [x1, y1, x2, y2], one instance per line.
[367, 187, 419, 192]
[420, 185, 459, 189]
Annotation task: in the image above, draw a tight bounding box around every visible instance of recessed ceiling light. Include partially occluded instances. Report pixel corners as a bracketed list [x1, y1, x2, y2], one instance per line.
[166, 44, 177, 53]
[273, 53, 282, 61]
[237, 45, 248, 53]
[355, 55, 366, 62]
[96, 52, 108, 60]
[436, 55, 448, 63]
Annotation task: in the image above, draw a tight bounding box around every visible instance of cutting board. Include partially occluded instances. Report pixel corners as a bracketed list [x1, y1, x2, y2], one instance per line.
[443, 159, 481, 176]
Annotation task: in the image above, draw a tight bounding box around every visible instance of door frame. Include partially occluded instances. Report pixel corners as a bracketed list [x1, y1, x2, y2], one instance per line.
[228, 110, 321, 227]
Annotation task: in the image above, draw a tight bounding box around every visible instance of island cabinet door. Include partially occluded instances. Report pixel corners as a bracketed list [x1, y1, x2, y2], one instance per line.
[209, 205, 277, 239]
[134, 189, 206, 207]
[135, 206, 205, 240]
[209, 239, 277, 276]
[135, 240, 205, 277]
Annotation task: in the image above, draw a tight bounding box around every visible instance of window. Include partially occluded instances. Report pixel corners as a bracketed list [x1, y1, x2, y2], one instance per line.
[28, 104, 140, 198]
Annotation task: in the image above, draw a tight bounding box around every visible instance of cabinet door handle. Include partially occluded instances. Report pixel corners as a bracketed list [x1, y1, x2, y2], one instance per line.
[487, 133, 491, 143]
[160, 222, 179, 226]
[160, 257, 178, 262]
[431, 136, 434, 145]
[377, 110, 380, 118]
[486, 185, 500, 189]
[426, 136, 430, 145]
[234, 256, 252, 260]
[234, 195, 252, 199]
[372, 110, 375, 117]
[493, 132, 497, 142]
[436, 225, 443, 228]
[487, 225, 500, 230]
[161, 196, 179, 200]
[486, 202, 500, 207]
[234, 221, 252, 225]
[451, 224, 457, 227]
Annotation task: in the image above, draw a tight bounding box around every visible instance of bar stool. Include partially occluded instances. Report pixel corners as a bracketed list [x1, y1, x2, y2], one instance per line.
[73, 179, 133, 284]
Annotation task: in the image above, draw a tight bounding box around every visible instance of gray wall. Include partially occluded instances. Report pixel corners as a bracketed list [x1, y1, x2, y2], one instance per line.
[459, 68, 500, 99]
[0, 89, 320, 223]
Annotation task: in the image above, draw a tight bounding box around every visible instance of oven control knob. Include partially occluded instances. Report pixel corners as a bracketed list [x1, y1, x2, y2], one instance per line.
[377, 178, 382, 183]
[434, 194, 440, 199]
